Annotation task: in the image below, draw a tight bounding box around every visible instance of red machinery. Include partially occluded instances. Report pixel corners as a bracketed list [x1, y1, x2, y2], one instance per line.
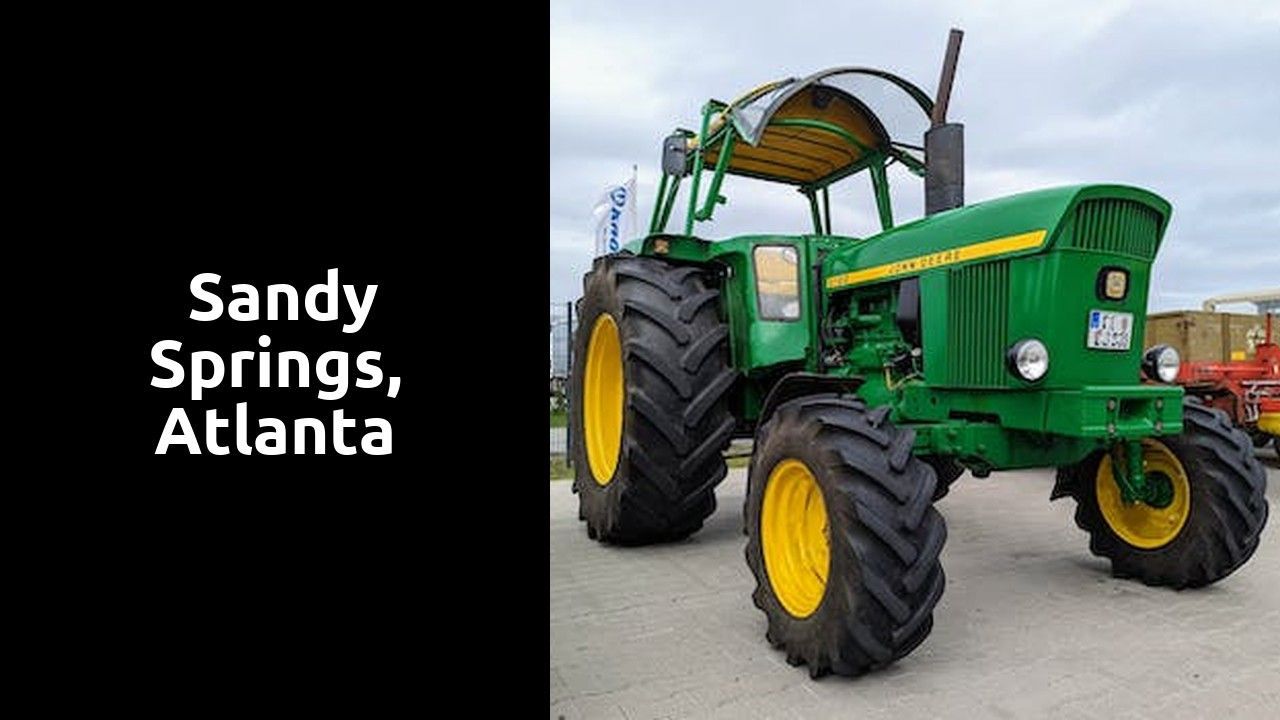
[1176, 301, 1279, 449]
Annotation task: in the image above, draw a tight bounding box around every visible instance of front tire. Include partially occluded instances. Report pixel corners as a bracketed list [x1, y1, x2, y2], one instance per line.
[571, 254, 736, 544]
[745, 395, 947, 677]
[921, 456, 964, 500]
[1055, 400, 1269, 588]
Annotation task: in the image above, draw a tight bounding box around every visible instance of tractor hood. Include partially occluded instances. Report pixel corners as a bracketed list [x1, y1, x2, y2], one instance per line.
[823, 184, 1171, 292]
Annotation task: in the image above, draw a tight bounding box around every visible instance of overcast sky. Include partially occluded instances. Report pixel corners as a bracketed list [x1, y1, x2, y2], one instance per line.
[550, 0, 1279, 313]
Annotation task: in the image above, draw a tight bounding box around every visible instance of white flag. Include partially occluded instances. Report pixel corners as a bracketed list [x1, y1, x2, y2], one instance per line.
[592, 169, 638, 257]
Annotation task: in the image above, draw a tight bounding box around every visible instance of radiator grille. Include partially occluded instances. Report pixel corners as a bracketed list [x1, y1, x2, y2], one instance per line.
[1070, 199, 1161, 259]
[947, 260, 1010, 387]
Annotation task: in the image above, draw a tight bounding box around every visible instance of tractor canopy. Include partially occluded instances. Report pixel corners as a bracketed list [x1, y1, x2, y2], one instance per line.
[651, 66, 950, 237]
[698, 68, 935, 186]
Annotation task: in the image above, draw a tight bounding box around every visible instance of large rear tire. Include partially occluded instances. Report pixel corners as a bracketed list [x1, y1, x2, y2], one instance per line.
[570, 254, 736, 544]
[745, 395, 947, 677]
[1054, 400, 1268, 588]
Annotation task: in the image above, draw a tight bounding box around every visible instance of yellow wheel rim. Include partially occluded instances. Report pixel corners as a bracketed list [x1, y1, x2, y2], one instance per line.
[583, 314, 624, 486]
[761, 459, 830, 618]
[1095, 440, 1191, 549]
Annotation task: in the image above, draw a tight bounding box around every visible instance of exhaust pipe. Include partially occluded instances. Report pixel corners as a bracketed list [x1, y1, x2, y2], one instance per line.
[926, 28, 964, 216]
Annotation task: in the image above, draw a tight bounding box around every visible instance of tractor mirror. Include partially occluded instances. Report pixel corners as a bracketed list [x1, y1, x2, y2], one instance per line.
[662, 133, 690, 176]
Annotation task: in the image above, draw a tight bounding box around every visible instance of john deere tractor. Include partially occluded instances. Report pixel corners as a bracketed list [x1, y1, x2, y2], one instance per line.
[568, 30, 1268, 677]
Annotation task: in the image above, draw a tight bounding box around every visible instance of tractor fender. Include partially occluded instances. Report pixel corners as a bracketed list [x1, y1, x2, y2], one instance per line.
[755, 372, 866, 434]
[741, 372, 866, 536]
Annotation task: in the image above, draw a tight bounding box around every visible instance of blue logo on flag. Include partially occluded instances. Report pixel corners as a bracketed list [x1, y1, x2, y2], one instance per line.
[606, 187, 627, 252]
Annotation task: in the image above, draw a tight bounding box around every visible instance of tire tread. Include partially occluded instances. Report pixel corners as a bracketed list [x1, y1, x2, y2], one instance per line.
[572, 256, 735, 544]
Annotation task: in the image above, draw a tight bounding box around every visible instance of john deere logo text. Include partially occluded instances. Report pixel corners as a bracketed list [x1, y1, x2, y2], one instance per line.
[825, 229, 1047, 290]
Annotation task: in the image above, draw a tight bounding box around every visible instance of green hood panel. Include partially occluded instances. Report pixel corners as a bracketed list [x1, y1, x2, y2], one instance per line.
[822, 184, 1171, 289]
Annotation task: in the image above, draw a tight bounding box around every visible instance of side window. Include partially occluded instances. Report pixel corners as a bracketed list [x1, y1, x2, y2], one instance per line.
[753, 245, 801, 321]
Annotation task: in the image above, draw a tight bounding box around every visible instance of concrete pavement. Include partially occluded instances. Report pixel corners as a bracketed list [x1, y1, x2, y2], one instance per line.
[550, 449, 1280, 719]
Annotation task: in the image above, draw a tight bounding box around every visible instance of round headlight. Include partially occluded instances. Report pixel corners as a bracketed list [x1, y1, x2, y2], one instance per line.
[1142, 345, 1181, 383]
[1007, 339, 1049, 382]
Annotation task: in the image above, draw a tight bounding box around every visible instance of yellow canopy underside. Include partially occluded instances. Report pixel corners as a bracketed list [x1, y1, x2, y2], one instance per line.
[704, 86, 885, 185]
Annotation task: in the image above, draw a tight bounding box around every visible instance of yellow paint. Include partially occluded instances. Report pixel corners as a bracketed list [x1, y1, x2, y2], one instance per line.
[583, 314, 624, 485]
[702, 85, 884, 184]
[761, 458, 829, 618]
[1230, 350, 1246, 361]
[1095, 440, 1191, 550]
[1258, 412, 1280, 436]
[825, 229, 1048, 290]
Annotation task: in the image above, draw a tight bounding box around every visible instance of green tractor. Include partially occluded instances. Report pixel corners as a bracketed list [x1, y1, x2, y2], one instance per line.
[568, 30, 1268, 677]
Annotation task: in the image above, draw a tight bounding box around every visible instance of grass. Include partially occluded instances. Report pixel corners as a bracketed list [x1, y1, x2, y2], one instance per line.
[550, 455, 573, 480]
[550, 409, 567, 428]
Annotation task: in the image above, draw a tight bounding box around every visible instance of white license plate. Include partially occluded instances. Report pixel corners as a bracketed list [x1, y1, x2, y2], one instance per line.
[1086, 309, 1134, 351]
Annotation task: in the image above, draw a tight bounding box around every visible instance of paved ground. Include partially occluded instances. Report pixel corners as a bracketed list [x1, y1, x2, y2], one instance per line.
[550, 448, 1280, 719]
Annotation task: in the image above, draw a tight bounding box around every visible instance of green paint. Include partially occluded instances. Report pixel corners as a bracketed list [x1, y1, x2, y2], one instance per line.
[806, 191, 822, 235]
[649, 172, 669, 232]
[683, 104, 714, 235]
[769, 117, 874, 154]
[695, 129, 735, 221]
[869, 159, 892, 230]
[619, 71, 1184, 477]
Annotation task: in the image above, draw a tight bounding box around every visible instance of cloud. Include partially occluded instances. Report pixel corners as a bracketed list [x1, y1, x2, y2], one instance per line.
[550, 0, 1280, 311]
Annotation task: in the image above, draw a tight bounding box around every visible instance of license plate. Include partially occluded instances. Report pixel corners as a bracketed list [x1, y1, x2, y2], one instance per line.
[1086, 309, 1133, 351]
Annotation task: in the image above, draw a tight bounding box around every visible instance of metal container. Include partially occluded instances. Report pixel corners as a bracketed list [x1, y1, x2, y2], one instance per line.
[1145, 310, 1269, 362]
